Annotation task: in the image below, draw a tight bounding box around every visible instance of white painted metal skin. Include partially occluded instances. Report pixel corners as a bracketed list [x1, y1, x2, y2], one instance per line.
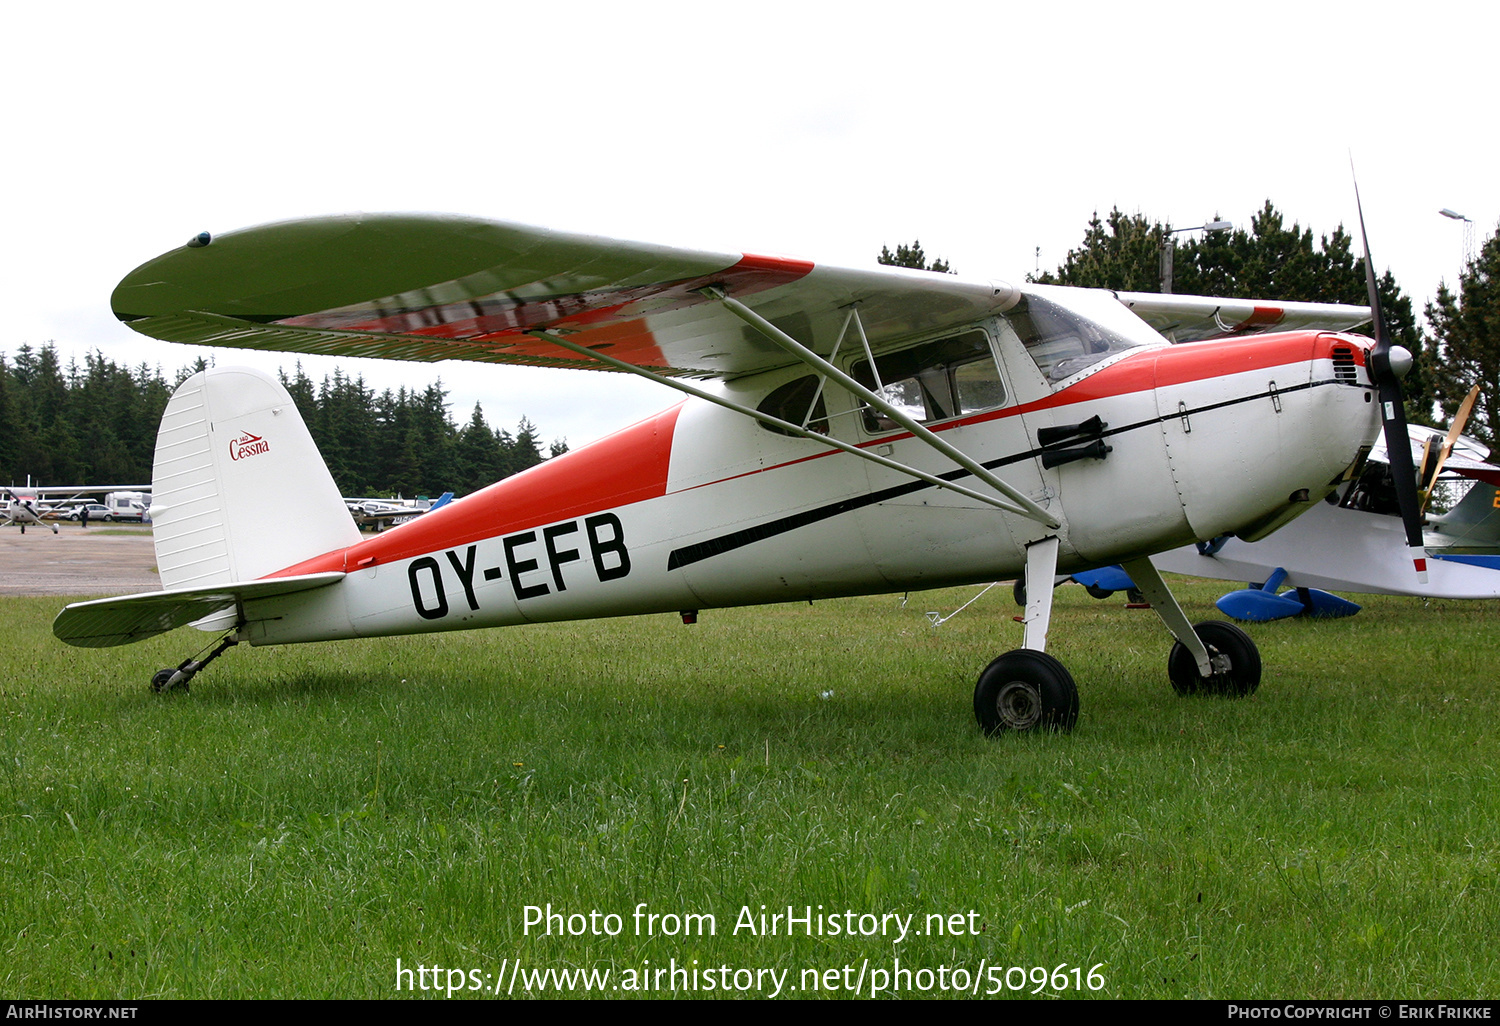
[232, 332, 1379, 647]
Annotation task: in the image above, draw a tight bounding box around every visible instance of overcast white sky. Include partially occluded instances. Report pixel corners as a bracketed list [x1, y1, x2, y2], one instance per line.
[3, 1, 1494, 451]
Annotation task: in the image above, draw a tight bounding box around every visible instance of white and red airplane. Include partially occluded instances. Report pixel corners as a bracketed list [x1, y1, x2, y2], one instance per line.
[2, 488, 59, 534]
[53, 213, 1416, 733]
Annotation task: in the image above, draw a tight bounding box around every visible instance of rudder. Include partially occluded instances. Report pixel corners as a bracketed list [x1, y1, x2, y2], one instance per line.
[151, 367, 360, 588]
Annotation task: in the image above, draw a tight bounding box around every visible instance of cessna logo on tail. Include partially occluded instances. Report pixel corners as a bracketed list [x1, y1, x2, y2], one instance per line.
[229, 431, 270, 462]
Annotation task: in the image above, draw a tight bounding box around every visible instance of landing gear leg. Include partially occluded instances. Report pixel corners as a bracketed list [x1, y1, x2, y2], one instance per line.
[1019, 536, 1060, 654]
[151, 632, 240, 694]
[975, 537, 1079, 734]
[1120, 556, 1260, 697]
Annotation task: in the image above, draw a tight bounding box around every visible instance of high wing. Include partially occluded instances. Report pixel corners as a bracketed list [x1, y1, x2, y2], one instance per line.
[1117, 291, 1371, 343]
[114, 214, 1379, 374]
[1369, 424, 1500, 487]
[1439, 451, 1500, 487]
[112, 214, 1022, 379]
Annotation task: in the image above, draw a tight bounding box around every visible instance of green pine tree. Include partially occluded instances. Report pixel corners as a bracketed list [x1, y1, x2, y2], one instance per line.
[1423, 225, 1500, 445]
[878, 241, 953, 274]
[1033, 202, 1429, 421]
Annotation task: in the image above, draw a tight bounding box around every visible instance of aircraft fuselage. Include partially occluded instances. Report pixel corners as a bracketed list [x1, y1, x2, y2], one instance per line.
[247, 327, 1380, 646]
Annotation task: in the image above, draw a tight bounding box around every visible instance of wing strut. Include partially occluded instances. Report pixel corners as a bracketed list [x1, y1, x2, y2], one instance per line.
[798, 305, 878, 431]
[703, 288, 1061, 529]
[527, 329, 1039, 516]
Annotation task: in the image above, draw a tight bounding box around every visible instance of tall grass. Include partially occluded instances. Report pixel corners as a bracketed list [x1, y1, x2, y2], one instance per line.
[2, 580, 1497, 998]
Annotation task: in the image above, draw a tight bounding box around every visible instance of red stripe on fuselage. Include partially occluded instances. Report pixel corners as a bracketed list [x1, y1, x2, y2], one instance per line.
[268, 403, 683, 577]
[934, 330, 1365, 425]
[672, 331, 1371, 492]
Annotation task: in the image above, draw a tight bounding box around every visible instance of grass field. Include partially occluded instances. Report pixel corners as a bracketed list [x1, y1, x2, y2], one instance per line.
[3, 579, 1497, 999]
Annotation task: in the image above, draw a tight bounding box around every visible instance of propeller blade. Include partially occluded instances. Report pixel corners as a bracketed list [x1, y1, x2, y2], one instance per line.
[1353, 171, 1428, 583]
[1420, 382, 1481, 514]
[1417, 433, 1438, 492]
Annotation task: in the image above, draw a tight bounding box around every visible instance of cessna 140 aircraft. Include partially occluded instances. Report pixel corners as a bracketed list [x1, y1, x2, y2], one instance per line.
[53, 211, 1422, 734]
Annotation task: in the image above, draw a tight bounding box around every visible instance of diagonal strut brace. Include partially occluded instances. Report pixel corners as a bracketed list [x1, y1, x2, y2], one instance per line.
[525, 328, 1044, 518]
[705, 287, 1060, 529]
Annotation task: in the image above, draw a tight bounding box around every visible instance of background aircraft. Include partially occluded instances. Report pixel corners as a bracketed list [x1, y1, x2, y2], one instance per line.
[1, 485, 152, 525]
[1149, 416, 1500, 619]
[1045, 384, 1500, 620]
[52, 213, 1412, 734]
[1, 488, 58, 534]
[346, 493, 454, 532]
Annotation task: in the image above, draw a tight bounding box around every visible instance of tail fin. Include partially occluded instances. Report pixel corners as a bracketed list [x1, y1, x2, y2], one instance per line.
[151, 367, 360, 588]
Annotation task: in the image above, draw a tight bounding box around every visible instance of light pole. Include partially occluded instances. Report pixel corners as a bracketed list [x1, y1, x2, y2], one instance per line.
[1160, 219, 1233, 294]
[1439, 208, 1474, 270]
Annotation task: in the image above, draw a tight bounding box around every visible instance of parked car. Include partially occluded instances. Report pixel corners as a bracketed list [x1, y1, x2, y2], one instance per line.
[66, 504, 113, 522]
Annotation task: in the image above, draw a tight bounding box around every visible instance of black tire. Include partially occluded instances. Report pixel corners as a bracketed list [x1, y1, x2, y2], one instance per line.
[1012, 578, 1026, 607]
[1084, 583, 1113, 600]
[1168, 620, 1260, 697]
[973, 649, 1079, 734]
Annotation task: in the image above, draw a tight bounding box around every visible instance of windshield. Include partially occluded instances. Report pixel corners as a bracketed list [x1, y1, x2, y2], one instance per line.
[1003, 292, 1146, 384]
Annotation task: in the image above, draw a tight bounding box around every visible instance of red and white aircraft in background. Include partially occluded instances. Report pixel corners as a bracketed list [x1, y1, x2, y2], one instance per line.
[53, 213, 1412, 733]
[2, 488, 58, 534]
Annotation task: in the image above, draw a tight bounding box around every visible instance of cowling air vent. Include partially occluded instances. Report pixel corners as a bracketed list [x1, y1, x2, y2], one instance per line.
[1332, 346, 1358, 385]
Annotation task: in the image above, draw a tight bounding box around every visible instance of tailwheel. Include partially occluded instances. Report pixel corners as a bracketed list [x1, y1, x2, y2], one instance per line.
[1167, 620, 1260, 697]
[148, 632, 240, 694]
[974, 649, 1079, 735]
[151, 668, 188, 694]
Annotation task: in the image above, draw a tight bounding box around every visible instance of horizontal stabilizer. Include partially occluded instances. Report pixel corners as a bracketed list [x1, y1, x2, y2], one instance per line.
[53, 572, 344, 648]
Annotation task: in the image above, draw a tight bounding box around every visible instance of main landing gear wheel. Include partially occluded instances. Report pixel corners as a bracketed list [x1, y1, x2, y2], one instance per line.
[1167, 620, 1260, 697]
[973, 649, 1079, 735]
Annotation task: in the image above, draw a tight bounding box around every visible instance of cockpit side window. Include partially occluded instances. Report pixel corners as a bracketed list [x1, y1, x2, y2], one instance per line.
[756, 375, 829, 435]
[850, 330, 1005, 433]
[1004, 293, 1142, 384]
